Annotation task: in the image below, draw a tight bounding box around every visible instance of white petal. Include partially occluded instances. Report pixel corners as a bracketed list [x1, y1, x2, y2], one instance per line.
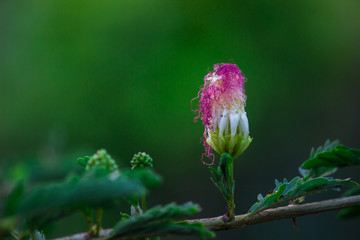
[239, 111, 249, 138]
[212, 108, 218, 130]
[212, 107, 221, 131]
[219, 109, 229, 137]
[229, 112, 240, 136]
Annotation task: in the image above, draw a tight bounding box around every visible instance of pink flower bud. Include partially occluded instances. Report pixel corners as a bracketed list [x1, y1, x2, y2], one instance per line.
[193, 63, 252, 165]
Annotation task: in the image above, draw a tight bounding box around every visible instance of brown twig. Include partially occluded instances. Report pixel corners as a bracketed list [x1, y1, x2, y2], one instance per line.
[51, 195, 360, 240]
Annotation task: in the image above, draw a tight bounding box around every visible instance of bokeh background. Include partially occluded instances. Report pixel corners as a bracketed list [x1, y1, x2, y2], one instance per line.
[1, 0, 360, 239]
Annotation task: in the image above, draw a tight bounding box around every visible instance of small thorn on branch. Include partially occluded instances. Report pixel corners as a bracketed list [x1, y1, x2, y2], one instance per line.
[292, 217, 299, 230]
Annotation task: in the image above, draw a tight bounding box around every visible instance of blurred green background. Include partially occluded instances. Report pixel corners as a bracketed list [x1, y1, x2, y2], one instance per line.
[1, 0, 360, 239]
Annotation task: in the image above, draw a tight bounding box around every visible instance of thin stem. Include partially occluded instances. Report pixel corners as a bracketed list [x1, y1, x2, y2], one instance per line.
[142, 195, 147, 212]
[95, 208, 103, 237]
[227, 198, 236, 222]
[227, 156, 235, 221]
[18, 230, 30, 240]
[30, 231, 35, 240]
[81, 208, 93, 232]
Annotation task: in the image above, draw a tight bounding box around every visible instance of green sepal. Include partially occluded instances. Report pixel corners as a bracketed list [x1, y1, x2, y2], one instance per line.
[207, 131, 252, 159]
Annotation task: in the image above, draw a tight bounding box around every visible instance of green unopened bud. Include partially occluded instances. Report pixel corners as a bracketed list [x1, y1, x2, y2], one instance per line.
[86, 149, 119, 172]
[131, 152, 153, 170]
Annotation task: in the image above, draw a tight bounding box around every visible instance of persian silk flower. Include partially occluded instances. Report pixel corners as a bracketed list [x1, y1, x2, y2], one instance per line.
[193, 63, 252, 165]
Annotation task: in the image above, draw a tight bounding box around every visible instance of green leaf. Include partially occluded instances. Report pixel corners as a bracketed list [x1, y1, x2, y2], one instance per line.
[309, 147, 315, 158]
[313, 167, 338, 178]
[208, 166, 219, 183]
[5, 181, 25, 216]
[334, 149, 359, 165]
[119, 212, 131, 221]
[338, 186, 360, 219]
[249, 176, 358, 215]
[301, 140, 360, 177]
[122, 168, 162, 189]
[110, 203, 214, 239]
[14, 170, 157, 228]
[121, 168, 162, 210]
[209, 154, 234, 206]
[0, 217, 17, 239]
[274, 179, 281, 187]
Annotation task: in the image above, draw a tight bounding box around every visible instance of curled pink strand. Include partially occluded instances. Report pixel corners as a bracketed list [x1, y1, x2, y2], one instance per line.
[200, 131, 215, 165]
[191, 87, 203, 122]
[201, 147, 215, 165]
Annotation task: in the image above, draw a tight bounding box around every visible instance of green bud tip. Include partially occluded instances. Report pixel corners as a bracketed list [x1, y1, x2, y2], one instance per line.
[131, 152, 153, 170]
[85, 149, 119, 172]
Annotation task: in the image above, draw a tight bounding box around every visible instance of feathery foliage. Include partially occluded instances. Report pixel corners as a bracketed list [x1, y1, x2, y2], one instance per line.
[249, 176, 357, 215]
[300, 140, 360, 177]
[208, 153, 236, 220]
[249, 140, 360, 215]
[110, 203, 215, 239]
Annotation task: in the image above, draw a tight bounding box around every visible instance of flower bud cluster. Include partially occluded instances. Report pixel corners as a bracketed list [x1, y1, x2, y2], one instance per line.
[131, 152, 153, 170]
[85, 149, 119, 172]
